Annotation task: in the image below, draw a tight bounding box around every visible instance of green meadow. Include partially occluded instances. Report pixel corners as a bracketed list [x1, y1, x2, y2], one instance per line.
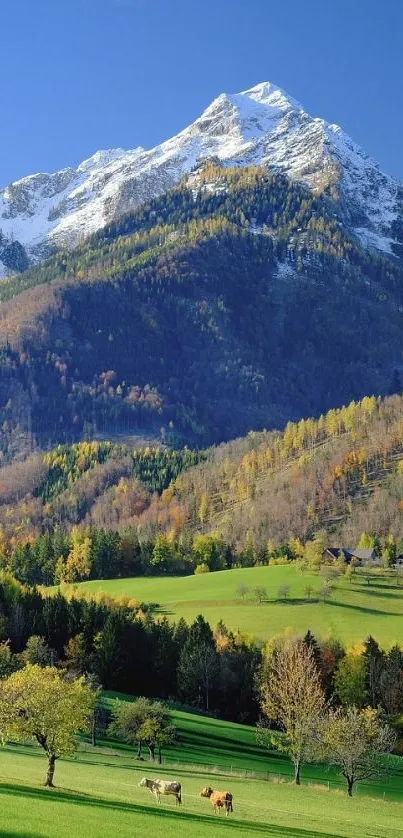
[101, 694, 403, 800]
[0, 699, 402, 838]
[69, 564, 403, 645]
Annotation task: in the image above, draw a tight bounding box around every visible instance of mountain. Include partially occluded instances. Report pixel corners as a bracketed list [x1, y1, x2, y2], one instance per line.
[1, 84, 403, 460]
[1, 155, 403, 460]
[1, 81, 402, 265]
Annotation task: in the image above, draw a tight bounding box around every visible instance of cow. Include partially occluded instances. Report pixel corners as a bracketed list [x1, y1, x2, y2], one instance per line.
[200, 787, 233, 815]
[139, 777, 182, 805]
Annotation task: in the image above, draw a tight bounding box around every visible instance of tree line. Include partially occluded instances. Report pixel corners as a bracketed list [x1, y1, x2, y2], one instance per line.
[0, 577, 260, 724]
[0, 573, 402, 728]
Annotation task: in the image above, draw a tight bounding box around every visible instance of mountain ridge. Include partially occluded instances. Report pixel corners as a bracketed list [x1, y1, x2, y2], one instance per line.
[1, 80, 402, 271]
[1, 157, 403, 460]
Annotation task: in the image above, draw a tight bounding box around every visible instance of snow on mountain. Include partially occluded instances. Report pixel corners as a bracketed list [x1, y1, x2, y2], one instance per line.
[0, 81, 402, 261]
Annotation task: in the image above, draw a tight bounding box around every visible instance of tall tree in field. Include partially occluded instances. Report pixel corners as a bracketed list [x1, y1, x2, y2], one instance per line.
[322, 707, 396, 796]
[109, 696, 151, 759]
[0, 664, 94, 787]
[109, 697, 176, 763]
[258, 639, 326, 784]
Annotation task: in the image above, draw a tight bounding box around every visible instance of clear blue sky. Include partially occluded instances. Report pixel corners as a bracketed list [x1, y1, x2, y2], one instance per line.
[1, 0, 402, 186]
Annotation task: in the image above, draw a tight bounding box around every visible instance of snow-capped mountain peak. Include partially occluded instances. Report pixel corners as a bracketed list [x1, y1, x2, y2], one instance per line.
[240, 80, 303, 110]
[0, 80, 402, 271]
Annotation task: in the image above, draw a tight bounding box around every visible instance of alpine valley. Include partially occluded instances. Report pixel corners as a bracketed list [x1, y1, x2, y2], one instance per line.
[1, 81, 403, 459]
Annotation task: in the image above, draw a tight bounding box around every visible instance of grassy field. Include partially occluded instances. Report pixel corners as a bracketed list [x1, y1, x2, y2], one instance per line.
[100, 694, 403, 801]
[69, 564, 403, 645]
[1, 700, 403, 838]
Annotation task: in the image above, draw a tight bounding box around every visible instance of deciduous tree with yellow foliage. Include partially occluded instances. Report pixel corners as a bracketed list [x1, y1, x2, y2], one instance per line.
[0, 664, 94, 786]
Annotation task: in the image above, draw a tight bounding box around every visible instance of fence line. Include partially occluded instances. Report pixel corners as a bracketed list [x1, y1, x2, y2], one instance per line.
[78, 743, 402, 796]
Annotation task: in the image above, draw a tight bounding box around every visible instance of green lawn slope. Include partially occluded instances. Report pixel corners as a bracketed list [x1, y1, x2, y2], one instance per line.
[69, 564, 403, 645]
[0, 721, 402, 838]
[101, 693, 403, 801]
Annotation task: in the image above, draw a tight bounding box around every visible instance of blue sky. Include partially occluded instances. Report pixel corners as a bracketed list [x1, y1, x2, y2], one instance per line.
[1, 0, 402, 185]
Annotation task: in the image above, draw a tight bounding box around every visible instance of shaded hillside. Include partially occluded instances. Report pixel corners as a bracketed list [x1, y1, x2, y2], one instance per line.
[1, 164, 403, 458]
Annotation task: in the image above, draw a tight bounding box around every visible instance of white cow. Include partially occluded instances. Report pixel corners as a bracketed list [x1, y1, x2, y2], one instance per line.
[139, 777, 182, 805]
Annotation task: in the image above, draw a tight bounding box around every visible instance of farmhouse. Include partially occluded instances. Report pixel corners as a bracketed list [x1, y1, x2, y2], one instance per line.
[322, 547, 377, 565]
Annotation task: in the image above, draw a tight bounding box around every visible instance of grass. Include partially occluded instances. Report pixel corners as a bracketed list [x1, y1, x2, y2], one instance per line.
[0, 734, 403, 838]
[69, 564, 403, 645]
[99, 693, 403, 802]
[0, 695, 402, 837]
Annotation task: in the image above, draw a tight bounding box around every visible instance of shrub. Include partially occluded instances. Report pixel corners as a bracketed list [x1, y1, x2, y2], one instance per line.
[194, 563, 210, 575]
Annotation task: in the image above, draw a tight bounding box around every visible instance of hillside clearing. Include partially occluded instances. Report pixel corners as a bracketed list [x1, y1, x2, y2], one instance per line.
[67, 564, 403, 645]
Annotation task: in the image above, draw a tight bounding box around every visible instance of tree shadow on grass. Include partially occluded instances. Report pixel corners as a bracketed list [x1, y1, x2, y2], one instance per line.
[177, 727, 264, 753]
[0, 782, 347, 838]
[353, 588, 403, 601]
[0, 833, 44, 838]
[352, 579, 401, 591]
[326, 600, 396, 616]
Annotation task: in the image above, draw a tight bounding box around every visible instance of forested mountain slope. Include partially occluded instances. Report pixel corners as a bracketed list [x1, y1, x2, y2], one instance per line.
[2, 396, 403, 568]
[0, 441, 202, 548]
[1, 163, 403, 457]
[139, 394, 403, 549]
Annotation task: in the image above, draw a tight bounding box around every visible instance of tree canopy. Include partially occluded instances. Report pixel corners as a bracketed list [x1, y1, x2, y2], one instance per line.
[258, 638, 326, 784]
[322, 706, 396, 796]
[109, 697, 176, 762]
[0, 664, 94, 786]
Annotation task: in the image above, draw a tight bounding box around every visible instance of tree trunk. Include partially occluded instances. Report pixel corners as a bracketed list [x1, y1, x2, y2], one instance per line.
[347, 778, 354, 797]
[158, 746, 162, 765]
[294, 760, 301, 785]
[136, 741, 143, 760]
[148, 744, 155, 761]
[45, 754, 56, 787]
[91, 712, 97, 747]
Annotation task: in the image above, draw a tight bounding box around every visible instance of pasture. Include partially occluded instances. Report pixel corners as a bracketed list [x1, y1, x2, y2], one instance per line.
[100, 694, 403, 801]
[69, 564, 403, 645]
[1, 695, 402, 837]
[0, 737, 403, 838]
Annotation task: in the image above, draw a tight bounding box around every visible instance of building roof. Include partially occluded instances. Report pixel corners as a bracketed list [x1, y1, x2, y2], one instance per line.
[349, 548, 376, 561]
[324, 547, 377, 562]
[325, 548, 345, 559]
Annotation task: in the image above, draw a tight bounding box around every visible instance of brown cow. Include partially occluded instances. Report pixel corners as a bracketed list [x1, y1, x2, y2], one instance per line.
[201, 786, 233, 815]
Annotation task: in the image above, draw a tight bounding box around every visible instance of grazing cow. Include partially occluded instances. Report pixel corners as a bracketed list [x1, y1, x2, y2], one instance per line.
[200, 786, 233, 815]
[139, 777, 182, 805]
